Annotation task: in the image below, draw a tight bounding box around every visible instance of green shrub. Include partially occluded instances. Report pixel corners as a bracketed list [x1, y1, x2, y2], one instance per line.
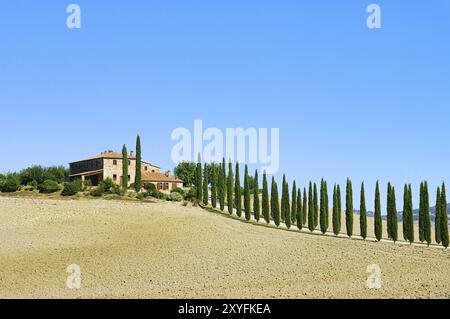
[1, 175, 20, 193]
[184, 187, 196, 201]
[21, 185, 36, 192]
[168, 192, 183, 202]
[61, 180, 82, 196]
[90, 187, 104, 197]
[171, 187, 185, 197]
[82, 180, 92, 189]
[146, 185, 159, 198]
[19, 165, 69, 185]
[38, 180, 61, 194]
[89, 178, 121, 197]
[136, 192, 148, 200]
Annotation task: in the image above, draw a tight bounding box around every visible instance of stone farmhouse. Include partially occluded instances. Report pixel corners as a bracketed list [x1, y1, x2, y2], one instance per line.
[69, 151, 183, 192]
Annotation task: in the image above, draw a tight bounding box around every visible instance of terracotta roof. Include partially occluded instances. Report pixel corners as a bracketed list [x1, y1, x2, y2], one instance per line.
[142, 171, 183, 183]
[69, 151, 160, 168]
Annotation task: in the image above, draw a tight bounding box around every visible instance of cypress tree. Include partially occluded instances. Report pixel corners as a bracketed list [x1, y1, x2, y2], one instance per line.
[227, 160, 234, 215]
[390, 186, 398, 242]
[281, 175, 287, 222]
[320, 179, 329, 234]
[308, 182, 314, 232]
[302, 188, 307, 226]
[332, 185, 339, 236]
[345, 178, 353, 237]
[270, 177, 275, 219]
[218, 158, 225, 211]
[297, 188, 303, 230]
[441, 182, 448, 248]
[272, 178, 280, 226]
[360, 182, 367, 240]
[244, 165, 251, 221]
[253, 170, 260, 222]
[435, 187, 442, 244]
[387, 183, 392, 239]
[262, 171, 270, 223]
[291, 181, 297, 224]
[423, 181, 431, 246]
[211, 166, 217, 208]
[121, 144, 128, 189]
[134, 135, 142, 192]
[284, 179, 291, 229]
[195, 153, 202, 204]
[203, 163, 209, 206]
[374, 181, 382, 241]
[235, 162, 242, 217]
[313, 183, 319, 228]
[407, 184, 414, 244]
[222, 160, 227, 204]
[419, 182, 425, 242]
[337, 185, 342, 234]
[403, 184, 409, 241]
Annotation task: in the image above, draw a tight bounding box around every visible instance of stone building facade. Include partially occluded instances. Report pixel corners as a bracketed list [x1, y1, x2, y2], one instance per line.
[69, 151, 183, 191]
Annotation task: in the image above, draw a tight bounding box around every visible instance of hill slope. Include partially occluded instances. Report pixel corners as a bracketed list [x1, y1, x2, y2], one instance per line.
[0, 196, 449, 299]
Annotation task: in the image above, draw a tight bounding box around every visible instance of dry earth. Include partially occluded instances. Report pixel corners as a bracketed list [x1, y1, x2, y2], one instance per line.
[0, 196, 449, 299]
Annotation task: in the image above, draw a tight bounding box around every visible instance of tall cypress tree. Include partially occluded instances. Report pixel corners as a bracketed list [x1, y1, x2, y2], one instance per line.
[195, 153, 202, 204]
[308, 182, 314, 232]
[218, 158, 225, 211]
[211, 166, 217, 208]
[337, 185, 342, 235]
[332, 185, 339, 236]
[272, 178, 280, 226]
[244, 165, 251, 221]
[253, 170, 260, 222]
[390, 186, 398, 242]
[227, 160, 234, 215]
[134, 135, 142, 192]
[360, 182, 367, 240]
[270, 177, 275, 219]
[302, 188, 307, 226]
[423, 181, 431, 246]
[440, 183, 448, 248]
[407, 184, 414, 244]
[313, 183, 319, 228]
[122, 144, 128, 189]
[320, 179, 329, 234]
[291, 181, 297, 224]
[203, 163, 209, 206]
[297, 188, 303, 230]
[403, 184, 409, 241]
[387, 183, 392, 239]
[435, 186, 442, 244]
[419, 182, 425, 242]
[235, 162, 242, 217]
[281, 175, 287, 222]
[374, 181, 382, 241]
[345, 178, 353, 237]
[284, 179, 291, 229]
[262, 172, 270, 223]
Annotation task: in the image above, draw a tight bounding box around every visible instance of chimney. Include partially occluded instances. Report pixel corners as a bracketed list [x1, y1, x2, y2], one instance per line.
[165, 170, 170, 177]
[130, 151, 135, 157]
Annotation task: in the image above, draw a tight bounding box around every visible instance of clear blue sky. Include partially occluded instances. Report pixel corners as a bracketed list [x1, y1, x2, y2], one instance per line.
[1, 1, 449, 209]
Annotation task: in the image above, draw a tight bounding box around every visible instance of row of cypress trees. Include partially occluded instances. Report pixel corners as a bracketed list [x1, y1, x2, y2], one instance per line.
[194, 157, 449, 248]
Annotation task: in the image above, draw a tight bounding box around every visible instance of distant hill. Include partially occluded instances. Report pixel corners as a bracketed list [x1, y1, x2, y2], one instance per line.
[361, 204, 450, 223]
